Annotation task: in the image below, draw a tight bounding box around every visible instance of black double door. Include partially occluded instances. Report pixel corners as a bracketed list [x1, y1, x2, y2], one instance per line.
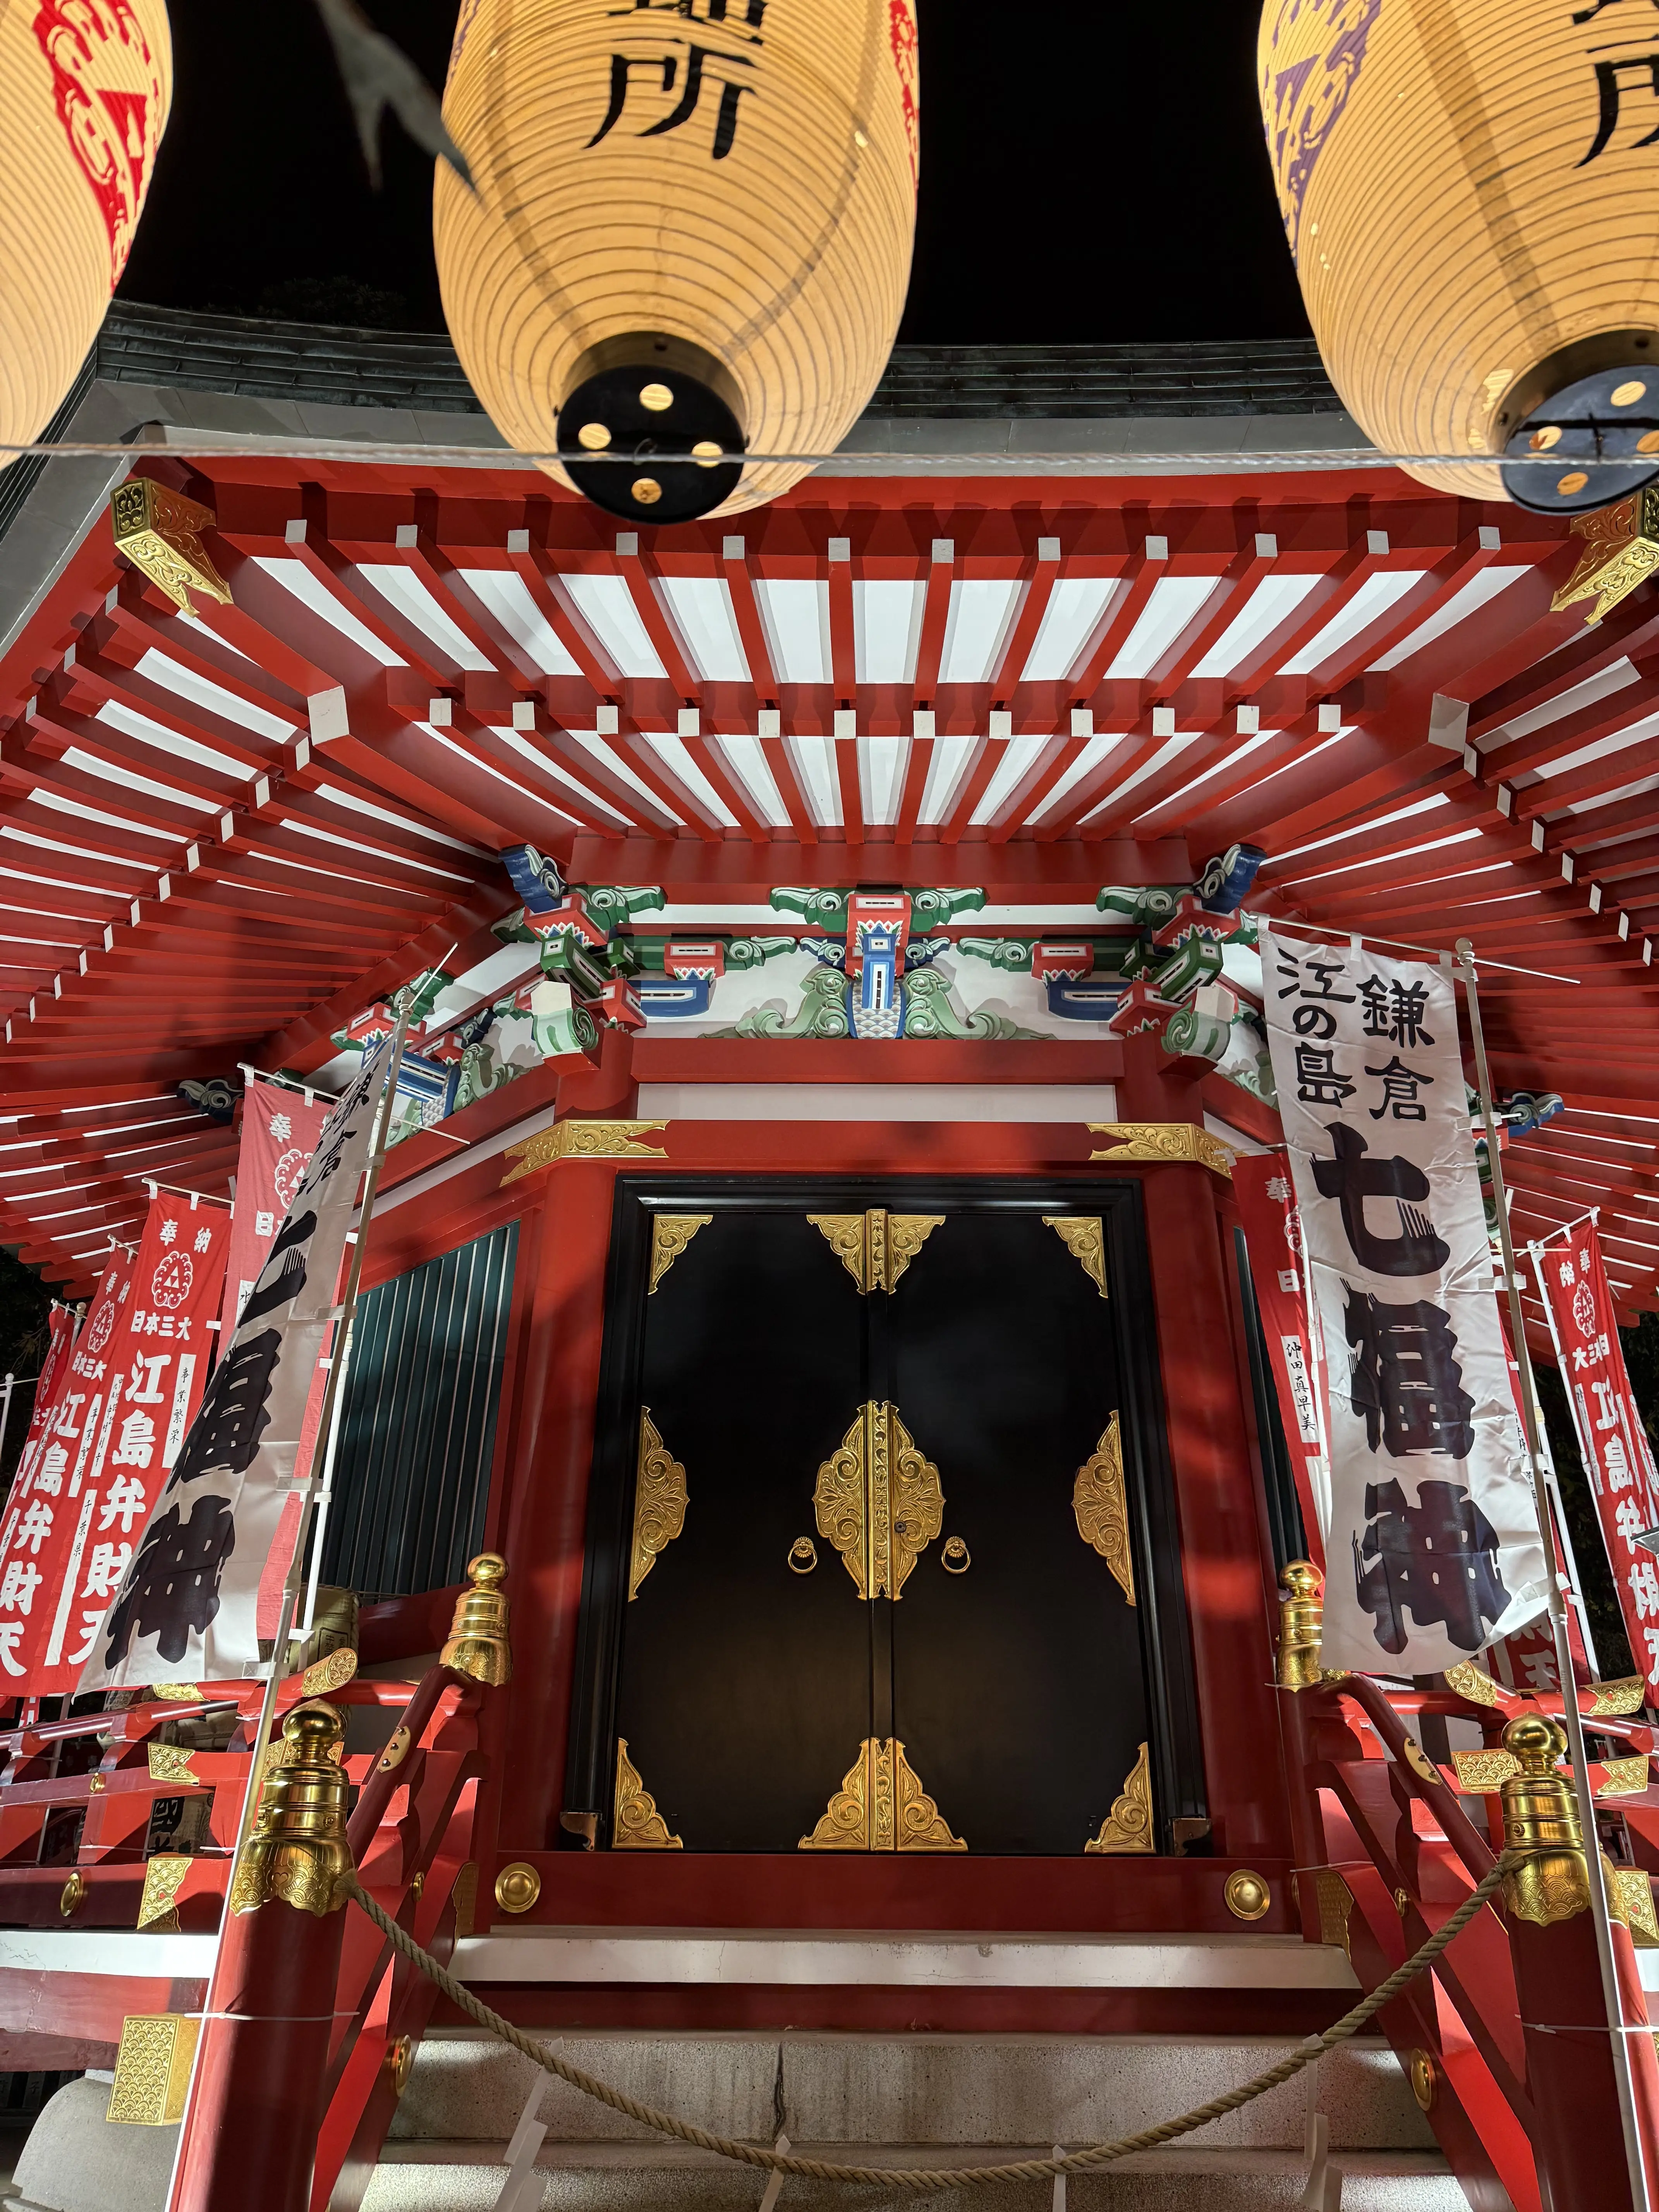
[567, 1180, 1205, 1856]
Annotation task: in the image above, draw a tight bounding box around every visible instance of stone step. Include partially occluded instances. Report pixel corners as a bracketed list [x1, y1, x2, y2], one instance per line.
[386, 2032, 1439, 2155]
[366, 2143, 1461, 2212]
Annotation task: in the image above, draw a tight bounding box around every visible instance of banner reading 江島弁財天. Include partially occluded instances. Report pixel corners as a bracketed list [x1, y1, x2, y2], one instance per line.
[1259, 926, 1549, 1674]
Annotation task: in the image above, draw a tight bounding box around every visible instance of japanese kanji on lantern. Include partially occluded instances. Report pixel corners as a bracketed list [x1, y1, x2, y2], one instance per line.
[0, 1, 171, 469]
[433, 0, 919, 523]
[1259, 926, 1549, 1675]
[1257, 0, 1659, 515]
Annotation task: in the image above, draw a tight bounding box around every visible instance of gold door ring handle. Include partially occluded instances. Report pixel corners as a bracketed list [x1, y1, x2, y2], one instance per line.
[788, 1537, 819, 1574]
[941, 1537, 970, 1574]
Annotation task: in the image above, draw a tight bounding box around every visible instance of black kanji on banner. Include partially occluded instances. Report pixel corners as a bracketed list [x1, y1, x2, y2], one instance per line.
[1344, 1291, 1475, 1459]
[1353, 1478, 1510, 1654]
[102, 1496, 237, 1665]
[1312, 1126, 1449, 1278]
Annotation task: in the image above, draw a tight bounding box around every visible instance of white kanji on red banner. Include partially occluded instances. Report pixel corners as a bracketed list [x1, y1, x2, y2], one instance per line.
[1535, 1219, 1659, 1698]
[0, 1197, 228, 1697]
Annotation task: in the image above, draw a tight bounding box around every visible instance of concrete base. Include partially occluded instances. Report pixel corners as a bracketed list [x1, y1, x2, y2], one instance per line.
[5, 2077, 175, 2212]
[365, 2033, 1457, 2212]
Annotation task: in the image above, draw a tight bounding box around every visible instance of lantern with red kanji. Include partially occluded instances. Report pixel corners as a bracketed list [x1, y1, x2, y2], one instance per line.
[0, 2, 171, 466]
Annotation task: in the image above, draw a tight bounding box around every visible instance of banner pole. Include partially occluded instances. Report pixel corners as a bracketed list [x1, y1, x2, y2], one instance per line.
[1456, 938, 1649, 2207]
[224, 1008, 410, 1879]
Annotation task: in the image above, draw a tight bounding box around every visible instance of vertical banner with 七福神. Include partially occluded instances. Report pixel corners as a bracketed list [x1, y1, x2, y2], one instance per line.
[0, 1249, 135, 1687]
[82, 1039, 391, 1690]
[1260, 926, 1549, 1674]
[1233, 1149, 1331, 1565]
[6, 1305, 78, 1503]
[1, 1197, 228, 1697]
[219, 1079, 331, 1341]
[1537, 1218, 1659, 1703]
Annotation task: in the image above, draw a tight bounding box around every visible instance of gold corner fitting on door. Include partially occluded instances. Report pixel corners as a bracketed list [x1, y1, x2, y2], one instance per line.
[799, 1738, 967, 1852]
[629, 1410, 688, 1600]
[613, 1738, 684, 1848]
[648, 1213, 712, 1293]
[808, 1211, 944, 1293]
[813, 1401, 943, 1600]
[1073, 1411, 1134, 1605]
[1084, 1741, 1154, 1853]
[1042, 1215, 1108, 1295]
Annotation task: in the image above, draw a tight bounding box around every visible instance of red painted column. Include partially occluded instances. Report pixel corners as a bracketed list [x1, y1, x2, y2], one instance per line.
[169, 1888, 348, 2212]
[1135, 1133, 1289, 1857]
[494, 1159, 619, 1852]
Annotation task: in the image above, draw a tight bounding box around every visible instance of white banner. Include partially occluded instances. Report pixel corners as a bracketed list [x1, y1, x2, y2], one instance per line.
[1260, 927, 1549, 1673]
[81, 1038, 392, 1689]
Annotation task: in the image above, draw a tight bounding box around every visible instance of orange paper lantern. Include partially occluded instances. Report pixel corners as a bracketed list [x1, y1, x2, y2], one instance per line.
[0, 0, 171, 465]
[434, 0, 918, 524]
[1258, 0, 1659, 512]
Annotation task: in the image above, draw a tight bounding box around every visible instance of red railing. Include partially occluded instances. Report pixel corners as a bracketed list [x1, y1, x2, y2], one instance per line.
[1277, 1583, 1659, 2212]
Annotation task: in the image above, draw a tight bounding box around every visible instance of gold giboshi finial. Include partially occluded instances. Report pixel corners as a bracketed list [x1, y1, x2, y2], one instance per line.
[1276, 1559, 1326, 1691]
[441, 1553, 513, 1686]
[1499, 1713, 1592, 1927]
[228, 1700, 353, 1918]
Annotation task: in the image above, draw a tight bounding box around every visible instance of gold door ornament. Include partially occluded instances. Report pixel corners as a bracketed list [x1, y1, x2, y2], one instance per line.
[1084, 1741, 1154, 1854]
[799, 1738, 967, 1851]
[814, 1402, 943, 1600]
[648, 1214, 712, 1293]
[614, 1738, 684, 1848]
[1042, 1216, 1108, 1296]
[629, 1410, 688, 1600]
[809, 1211, 944, 1294]
[1072, 1412, 1134, 1606]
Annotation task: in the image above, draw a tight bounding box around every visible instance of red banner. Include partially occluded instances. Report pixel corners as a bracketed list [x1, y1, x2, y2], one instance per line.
[0, 1197, 228, 1694]
[220, 1078, 331, 1342]
[7, 1305, 78, 1501]
[1536, 1219, 1659, 1701]
[1234, 1150, 1329, 1568]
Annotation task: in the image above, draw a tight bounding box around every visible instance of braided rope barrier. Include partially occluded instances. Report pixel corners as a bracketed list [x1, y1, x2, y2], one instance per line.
[340, 1853, 1515, 2193]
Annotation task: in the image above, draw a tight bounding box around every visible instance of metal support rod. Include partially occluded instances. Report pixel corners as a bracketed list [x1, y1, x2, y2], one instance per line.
[297, 1310, 357, 1642]
[1455, 938, 1650, 2209]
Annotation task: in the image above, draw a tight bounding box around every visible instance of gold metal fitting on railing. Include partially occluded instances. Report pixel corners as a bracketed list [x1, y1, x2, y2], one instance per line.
[1499, 1715, 1591, 1926]
[228, 1702, 354, 1918]
[441, 1553, 513, 1687]
[1276, 1561, 1326, 1690]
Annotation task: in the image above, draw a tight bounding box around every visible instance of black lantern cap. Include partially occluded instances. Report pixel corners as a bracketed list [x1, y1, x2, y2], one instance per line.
[1503, 359, 1659, 517]
[558, 333, 745, 525]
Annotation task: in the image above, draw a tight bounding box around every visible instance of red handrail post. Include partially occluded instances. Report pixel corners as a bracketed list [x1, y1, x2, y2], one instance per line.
[1499, 1715, 1651, 2212]
[169, 1705, 355, 2212]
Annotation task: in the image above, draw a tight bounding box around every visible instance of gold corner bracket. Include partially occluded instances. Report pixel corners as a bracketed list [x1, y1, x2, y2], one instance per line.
[109, 478, 232, 618]
[649, 1213, 711, 1292]
[614, 1737, 683, 1848]
[1551, 485, 1659, 626]
[808, 1210, 943, 1293]
[1087, 1123, 1234, 1179]
[500, 1119, 668, 1186]
[1084, 1741, 1155, 1854]
[799, 1737, 966, 1851]
[1043, 1215, 1108, 1295]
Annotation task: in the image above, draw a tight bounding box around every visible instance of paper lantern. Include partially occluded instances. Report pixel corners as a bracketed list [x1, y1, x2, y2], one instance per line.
[1258, 0, 1659, 514]
[0, 1, 171, 466]
[434, 0, 918, 524]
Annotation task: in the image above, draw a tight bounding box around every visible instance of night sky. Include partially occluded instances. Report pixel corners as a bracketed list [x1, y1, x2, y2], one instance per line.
[119, 0, 1312, 346]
